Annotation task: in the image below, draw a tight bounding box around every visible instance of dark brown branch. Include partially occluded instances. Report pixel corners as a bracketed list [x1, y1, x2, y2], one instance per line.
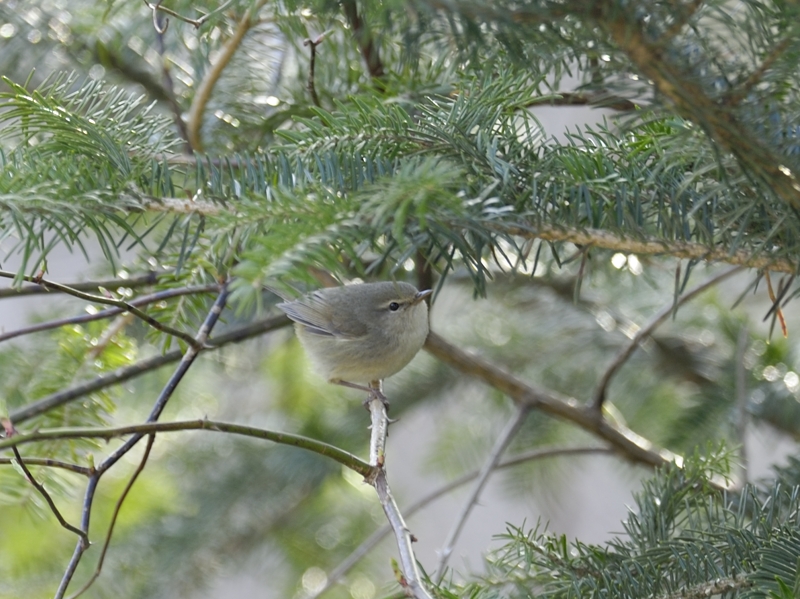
[304, 34, 326, 107]
[340, 0, 386, 85]
[424, 331, 683, 469]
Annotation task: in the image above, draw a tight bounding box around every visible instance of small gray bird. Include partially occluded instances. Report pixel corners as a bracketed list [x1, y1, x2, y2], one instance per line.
[277, 281, 431, 400]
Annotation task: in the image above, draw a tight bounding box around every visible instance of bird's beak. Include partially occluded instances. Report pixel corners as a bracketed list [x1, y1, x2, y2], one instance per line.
[412, 289, 433, 305]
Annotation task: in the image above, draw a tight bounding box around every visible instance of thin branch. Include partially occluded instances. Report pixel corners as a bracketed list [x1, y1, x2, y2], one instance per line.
[186, 0, 268, 151]
[0, 284, 219, 345]
[591, 265, 744, 409]
[0, 419, 371, 477]
[435, 404, 530, 580]
[11, 447, 88, 544]
[340, 0, 386, 84]
[8, 314, 291, 425]
[374, 471, 433, 599]
[734, 325, 749, 486]
[536, 91, 639, 111]
[424, 331, 684, 470]
[0, 456, 92, 476]
[0, 270, 203, 350]
[54, 285, 230, 599]
[311, 446, 612, 598]
[67, 435, 155, 599]
[304, 34, 326, 107]
[366, 396, 432, 599]
[142, 0, 234, 29]
[0, 272, 159, 298]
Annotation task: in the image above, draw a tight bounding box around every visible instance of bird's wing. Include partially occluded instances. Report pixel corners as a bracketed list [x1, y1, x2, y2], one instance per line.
[277, 292, 367, 339]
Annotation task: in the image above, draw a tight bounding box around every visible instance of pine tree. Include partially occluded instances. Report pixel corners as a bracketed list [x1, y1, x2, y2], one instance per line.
[0, 1, 799, 598]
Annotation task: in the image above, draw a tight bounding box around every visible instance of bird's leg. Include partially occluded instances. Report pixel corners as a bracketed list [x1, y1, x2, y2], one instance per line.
[330, 379, 392, 414]
[368, 380, 390, 409]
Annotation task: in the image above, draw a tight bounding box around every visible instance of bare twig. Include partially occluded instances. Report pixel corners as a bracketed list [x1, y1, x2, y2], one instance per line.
[0, 284, 219, 345]
[54, 285, 230, 599]
[11, 447, 88, 543]
[374, 470, 433, 599]
[8, 314, 291, 425]
[0, 456, 92, 476]
[150, 0, 169, 33]
[0, 270, 203, 350]
[368, 384, 388, 468]
[142, 0, 234, 29]
[535, 90, 639, 111]
[0, 272, 159, 298]
[591, 265, 744, 409]
[365, 395, 433, 599]
[0, 419, 372, 476]
[311, 446, 612, 598]
[67, 435, 155, 599]
[304, 34, 326, 107]
[186, 0, 268, 151]
[734, 325, 750, 485]
[435, 405, 530, 580]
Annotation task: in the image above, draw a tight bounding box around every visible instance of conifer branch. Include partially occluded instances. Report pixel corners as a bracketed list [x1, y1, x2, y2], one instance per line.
[186, 1, 268, 151]
[598, 8, 800, 211]
[517, 225, 797, 273]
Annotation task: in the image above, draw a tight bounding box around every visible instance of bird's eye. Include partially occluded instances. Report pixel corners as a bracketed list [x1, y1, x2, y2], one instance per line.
[389, 302, 400, 311]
